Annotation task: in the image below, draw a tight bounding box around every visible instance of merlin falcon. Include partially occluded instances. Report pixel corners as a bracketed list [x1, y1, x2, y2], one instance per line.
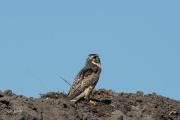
[67, 54, 101, 104]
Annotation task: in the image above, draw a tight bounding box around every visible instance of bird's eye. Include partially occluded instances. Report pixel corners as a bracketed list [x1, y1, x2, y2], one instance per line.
[93, 56, 97, 59]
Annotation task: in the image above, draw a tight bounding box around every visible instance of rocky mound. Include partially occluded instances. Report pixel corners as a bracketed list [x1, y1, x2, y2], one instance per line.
[0, 89, 180, 120]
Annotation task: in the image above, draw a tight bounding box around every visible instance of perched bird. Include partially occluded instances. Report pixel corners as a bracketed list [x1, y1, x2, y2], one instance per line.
[67, 54, 101, 104]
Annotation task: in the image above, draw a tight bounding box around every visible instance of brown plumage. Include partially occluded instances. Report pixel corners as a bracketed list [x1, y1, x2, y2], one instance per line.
[67, 54, 101, 103]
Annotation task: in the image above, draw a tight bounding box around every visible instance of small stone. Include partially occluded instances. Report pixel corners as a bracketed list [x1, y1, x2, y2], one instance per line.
[18, 95, 23, 98]
[136, 91, 144, 96]
[29, 97, 33, 100]
[151, 92, 157, 96]
[3, 90, 12, 96]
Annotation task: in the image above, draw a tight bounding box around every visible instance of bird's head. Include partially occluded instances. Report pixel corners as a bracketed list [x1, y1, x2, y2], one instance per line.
[87, 54, 101, 67]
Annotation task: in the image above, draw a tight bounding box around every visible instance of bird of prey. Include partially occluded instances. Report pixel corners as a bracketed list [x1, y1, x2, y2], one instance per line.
[67, 54, 101, 104]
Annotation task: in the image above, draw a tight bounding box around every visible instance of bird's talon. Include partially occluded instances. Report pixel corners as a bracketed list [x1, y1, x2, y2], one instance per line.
[90, 100, 98, 105]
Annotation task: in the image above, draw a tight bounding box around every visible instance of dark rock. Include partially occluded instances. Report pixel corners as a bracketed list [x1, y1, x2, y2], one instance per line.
[136, 91, 144, 96]
[3, 90, 12, 96]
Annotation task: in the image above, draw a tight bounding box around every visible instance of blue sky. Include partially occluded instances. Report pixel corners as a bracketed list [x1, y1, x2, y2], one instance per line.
[0, 1, 180, 100]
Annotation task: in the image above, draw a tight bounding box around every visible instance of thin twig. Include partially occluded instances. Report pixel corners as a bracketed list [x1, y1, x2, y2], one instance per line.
[60, 77, 71, 86]
[26, 68, 48, 93]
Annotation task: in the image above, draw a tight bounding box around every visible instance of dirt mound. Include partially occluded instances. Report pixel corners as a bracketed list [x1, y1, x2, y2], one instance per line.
[0, 89, 180, 120]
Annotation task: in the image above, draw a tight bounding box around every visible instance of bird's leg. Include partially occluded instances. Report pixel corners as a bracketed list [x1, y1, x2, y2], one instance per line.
[71, 86, 98, 105]
[71, 88, 89, 104]
[84, 86, 98, 105]
[84, 94, 90, 101]
[71, 86, 92, 104]
[89, 93, 98, 105]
